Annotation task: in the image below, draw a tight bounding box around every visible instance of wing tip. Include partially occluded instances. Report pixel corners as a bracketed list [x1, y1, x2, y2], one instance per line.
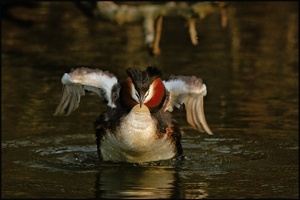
[205, 128, 213, 135]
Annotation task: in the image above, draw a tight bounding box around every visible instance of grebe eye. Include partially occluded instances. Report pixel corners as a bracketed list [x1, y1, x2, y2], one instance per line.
[135, 92, 140, 98]
[145, 91, 149, 97]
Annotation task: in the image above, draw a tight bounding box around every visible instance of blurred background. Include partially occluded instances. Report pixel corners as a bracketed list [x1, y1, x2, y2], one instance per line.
[1, 1, 298, 199]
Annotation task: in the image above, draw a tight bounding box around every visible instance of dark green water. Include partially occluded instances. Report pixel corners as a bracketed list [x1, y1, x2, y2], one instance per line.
[2, 2, 298, 198]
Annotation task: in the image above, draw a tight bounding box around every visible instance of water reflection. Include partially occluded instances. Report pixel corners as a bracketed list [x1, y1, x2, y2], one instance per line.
[95, 166, 187, 199]
[2, 134, 211, 198]
[95, 165, 210, 199]
[2, 1, 298, 199]
[223, 2, 298, 132]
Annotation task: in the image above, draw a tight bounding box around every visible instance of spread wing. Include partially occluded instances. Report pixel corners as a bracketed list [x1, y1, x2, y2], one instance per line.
[54, 67, 118, 116]
[163, 76, 213, 135]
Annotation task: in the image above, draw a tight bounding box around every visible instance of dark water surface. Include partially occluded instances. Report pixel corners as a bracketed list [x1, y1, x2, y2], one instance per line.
[2, 2, 298, 199]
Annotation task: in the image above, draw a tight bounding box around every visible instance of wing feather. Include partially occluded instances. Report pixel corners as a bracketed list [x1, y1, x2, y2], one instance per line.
[54, 67, 118, 116]
[191, 96, 203, 130]
[163, 76, 213, 134]
[185, 95, 195, 127]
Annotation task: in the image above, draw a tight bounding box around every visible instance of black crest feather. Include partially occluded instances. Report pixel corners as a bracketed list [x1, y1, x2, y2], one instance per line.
[126, 66, 162, 91]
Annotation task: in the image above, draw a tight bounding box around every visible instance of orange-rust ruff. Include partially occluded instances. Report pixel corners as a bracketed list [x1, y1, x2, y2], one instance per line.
[54, 67, 213, 163]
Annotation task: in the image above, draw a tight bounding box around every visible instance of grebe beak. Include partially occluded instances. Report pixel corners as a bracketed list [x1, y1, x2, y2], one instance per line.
[138, 96, 144, 108]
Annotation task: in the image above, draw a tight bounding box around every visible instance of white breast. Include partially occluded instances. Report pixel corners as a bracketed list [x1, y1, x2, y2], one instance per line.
[100, 105, 176, 163]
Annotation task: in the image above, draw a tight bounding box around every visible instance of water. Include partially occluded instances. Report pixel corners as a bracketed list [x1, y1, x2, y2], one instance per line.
[2, 2, 298, 198]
